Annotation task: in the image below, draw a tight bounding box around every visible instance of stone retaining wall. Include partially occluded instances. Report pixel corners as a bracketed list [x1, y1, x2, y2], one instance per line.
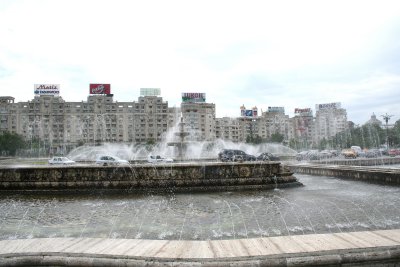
[287, 164, 400, 185]
[0, 162, 300, 192]
[308, 156, 400, 166]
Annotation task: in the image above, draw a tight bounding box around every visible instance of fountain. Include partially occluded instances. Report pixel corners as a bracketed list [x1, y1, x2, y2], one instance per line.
[1, 131, 400, 265]
[167, 116, 190, 161]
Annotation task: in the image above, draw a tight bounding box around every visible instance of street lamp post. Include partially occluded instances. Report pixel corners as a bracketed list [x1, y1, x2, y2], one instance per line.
[381, 113, 393, 149]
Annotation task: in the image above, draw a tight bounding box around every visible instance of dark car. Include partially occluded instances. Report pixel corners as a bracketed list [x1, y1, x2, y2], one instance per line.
[365, 149, 381, 158]
[256, 152, 280, 161]
[296, 151, 309, 161]
[218, 149, 256, 162]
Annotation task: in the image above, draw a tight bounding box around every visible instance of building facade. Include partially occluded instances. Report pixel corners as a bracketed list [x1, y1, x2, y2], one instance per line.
[215, 117, 242, 142]
[312, 102, 348, 146]
[0, 93, 170, 154]
[181, 102, 216, 141]
[0, 90, 352, 155]
[290, 108, 314, 148]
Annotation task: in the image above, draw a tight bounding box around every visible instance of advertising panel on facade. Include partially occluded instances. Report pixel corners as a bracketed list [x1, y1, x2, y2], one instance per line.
[89, 84, 111, 94]
[316, 102, 341, 110]
[140, 88, 161, 96]
[267, 106, 285, 113]
[181, 93, 206, 103]
[34, 84, 60, 96]
[253, 109, 258, 117]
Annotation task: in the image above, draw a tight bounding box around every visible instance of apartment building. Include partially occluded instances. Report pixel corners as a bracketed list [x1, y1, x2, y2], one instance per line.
[0, 90, 169, 154]
[0, 88, 350, 153]
[215, 117, 242, 142]
[0, 97, 16, 133]
[181, 102, 216, 141]
[258, 107, 291, 141]
[312, 102, 348, 145]
[290, 108, 314, 148]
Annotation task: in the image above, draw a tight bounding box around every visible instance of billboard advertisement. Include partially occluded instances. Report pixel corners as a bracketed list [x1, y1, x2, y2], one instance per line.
[244, 110, 253, 117]
[267, 106, 285, 113]
[294, 108, 312, 116]
[89, 84, 111, 95]
[140, 88, 161, 96]
[182, 93, 206, 103]
[316, 102, 341, 110]
[253, 109, 258, 117]
[34, 84, 60, 96]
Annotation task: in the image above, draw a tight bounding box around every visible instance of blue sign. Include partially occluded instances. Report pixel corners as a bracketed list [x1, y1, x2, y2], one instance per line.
[245, 110, 253, 117]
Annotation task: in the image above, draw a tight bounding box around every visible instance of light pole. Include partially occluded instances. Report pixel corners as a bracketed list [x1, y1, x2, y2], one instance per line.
[381, 113, 393, 149]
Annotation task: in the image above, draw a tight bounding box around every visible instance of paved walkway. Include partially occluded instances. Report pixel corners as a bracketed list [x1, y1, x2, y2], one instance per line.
[1, 229, 400, 266]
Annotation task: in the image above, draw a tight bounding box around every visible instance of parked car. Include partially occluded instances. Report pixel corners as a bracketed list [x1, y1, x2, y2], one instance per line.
[257, 152, 280, 161]
[319, 150, 334, 159]
[365, 149, 381, 158]
[296, 151, 310, 161]
[388, 148, 400, 157]
[48, 157, 75, 165]
[329, 150, 340, 157]
[147, 155, 174, 163]
[218, 149, 256, 162]
[307, 150, 322, 160]
[95, 155, 129, 166]
[341, 149, 357, 159]
[350, 146, 366, 157]
[379, 145, 388, 155]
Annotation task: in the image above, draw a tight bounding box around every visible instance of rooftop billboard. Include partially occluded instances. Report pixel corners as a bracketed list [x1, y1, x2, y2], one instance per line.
[34, 84, 60, 96]
[182, 93, 206, 103]
[316, 102, 341, 110]
[140, 88, 161, 96]
[245, 110, 254, 117]
[294, 108, 313, 116]
[89, 84, 111, 95]
[267, 106, 285, 113]
[240, 108, 258, 117]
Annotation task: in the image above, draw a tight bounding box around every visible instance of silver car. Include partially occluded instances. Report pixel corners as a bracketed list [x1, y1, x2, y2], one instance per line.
[95, 155, 129, 166]
[48, 157, 76, 165]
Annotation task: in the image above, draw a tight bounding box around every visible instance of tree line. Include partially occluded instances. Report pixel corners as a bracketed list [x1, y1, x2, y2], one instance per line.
[0, 132, 26, 156]
[1, 119, 399, 156]
[288, 120, 400, 151]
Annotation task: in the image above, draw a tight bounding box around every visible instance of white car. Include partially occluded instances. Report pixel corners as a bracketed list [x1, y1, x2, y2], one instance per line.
[95, 155, 129, 166]
[147, 155, 174, 163]
[48, 157, 76, 165]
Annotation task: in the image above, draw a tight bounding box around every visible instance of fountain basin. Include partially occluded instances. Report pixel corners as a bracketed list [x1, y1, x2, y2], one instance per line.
[0, 162, 300, 192]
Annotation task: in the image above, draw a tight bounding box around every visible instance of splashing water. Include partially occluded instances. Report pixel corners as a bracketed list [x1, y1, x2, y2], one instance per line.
[66, 140, 297, 161]
[1, 174, 399, 240]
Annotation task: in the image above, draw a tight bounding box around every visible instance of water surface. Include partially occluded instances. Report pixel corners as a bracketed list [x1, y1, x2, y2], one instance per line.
[0, 174, 399, 240]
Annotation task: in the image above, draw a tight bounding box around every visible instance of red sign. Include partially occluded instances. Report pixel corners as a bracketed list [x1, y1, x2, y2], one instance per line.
[295, 108, 311, 113]
[89, 84, 111, 94]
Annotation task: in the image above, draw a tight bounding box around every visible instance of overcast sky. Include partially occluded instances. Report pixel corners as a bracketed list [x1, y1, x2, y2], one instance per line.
[1, 0, 399, 124]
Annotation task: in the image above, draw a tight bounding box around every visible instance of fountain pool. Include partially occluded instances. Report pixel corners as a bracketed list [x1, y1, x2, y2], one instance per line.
[1, 173, 399, 241]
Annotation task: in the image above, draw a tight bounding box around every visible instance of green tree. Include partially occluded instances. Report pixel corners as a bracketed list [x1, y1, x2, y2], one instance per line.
[318, 138, 328, 150]
[391, 119, 400, 146]
[331, 123, 386, 150]
[288, 138, 298, 150]
[0, 132, 26, 156]
[246, 134, 262, 144]
[270, 133, 284, 143]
